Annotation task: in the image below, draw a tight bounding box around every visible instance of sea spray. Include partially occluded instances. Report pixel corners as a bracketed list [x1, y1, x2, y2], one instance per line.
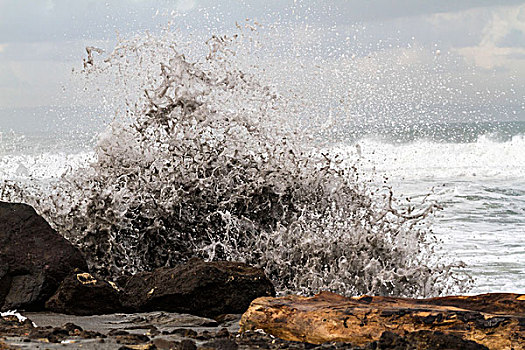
[0, 30, 471, 297]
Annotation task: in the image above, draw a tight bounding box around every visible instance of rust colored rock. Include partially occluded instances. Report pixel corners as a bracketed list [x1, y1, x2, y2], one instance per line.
[240, 291, 525, 350]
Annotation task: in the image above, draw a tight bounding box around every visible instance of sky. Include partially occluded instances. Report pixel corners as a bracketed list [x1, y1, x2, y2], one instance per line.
[0, 0, 524, 122]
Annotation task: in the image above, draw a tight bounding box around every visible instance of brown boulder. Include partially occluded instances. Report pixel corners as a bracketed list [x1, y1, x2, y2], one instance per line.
[121, 259, 275, 317]
[45, 272, 123, 315]
[0, 202, 88, 311]
[240, 291, 525, 350]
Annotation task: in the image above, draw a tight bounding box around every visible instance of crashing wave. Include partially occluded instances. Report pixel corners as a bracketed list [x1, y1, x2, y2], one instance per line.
[0, 31, 470, 297]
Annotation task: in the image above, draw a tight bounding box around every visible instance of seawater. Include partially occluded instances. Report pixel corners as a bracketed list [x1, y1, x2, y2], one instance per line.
[2, 116, 523, 294]
[336, 121, 525, 294]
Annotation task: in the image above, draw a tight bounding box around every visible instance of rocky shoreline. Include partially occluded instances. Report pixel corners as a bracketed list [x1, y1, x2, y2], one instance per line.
[1, 310, 308, 349]
[1, 201, 524, 349]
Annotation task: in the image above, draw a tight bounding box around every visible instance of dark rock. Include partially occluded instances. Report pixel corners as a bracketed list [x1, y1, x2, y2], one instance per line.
[62, 322, 83, 333]
[196, 330, 213, 340]
[403, 330, 489, 350]
[109, 329, 130, 336]
[125, 324, 160, 336]
[215, 327, 230, 338]
[153, 337, 180, 349]
[28, 328, 52, 340]
[377, 331, 407, 349]
[0, 201, 88, 311]
[214, 314, 241, 325]
[122, 258, 275, 317]
[29, 328, 62, 343]
[79, 329, 106, 339]
[235, 331, 339, 349]
[27, 322, 105, 343]
[45, 272, 123, 315]
[115, 333, 151, 345]
[179, 339, 197, 350]
[201, 319, 220, 327]
[148, 326, 161, 337]
[47, 330, 69, 343]
[170, 328, 197, 338]
[202, 338, 238, 350]
[116, 274, 132, 289]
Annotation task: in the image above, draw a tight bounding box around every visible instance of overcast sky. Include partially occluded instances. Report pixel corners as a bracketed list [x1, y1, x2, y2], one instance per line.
[0, 0, 524, 122]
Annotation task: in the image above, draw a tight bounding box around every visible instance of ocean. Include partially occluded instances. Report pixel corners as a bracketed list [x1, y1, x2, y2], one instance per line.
[338, 121, 525, 294]
[2, 109, 523, 295]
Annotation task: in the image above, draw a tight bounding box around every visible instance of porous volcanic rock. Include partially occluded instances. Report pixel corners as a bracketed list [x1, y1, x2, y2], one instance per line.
[45, 272, 123, 315]
[0, 201, 88, 311]
[240, 291, 525, 350]
[121, 258, 275, 317]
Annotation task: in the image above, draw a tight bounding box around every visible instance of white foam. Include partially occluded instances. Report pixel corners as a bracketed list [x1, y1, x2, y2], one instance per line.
[335, 134, 525, 182]
[0, 152, 94, 181]
[332, 135, 525, 294]
[0, 310, 27, 322]
[1, 310, 38, 327]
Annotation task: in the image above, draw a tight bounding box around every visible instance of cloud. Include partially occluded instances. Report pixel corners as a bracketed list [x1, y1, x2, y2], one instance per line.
[44, 0, 55, 11]
[457, 46, 525, 70]
[2, 0, 525, 44]
[0, 59, 72, 108]
[176, 0, 196, 12]
[435, 4, 525, 70]
[478, 4, 525, 48]
[0, 0, 523, 110]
